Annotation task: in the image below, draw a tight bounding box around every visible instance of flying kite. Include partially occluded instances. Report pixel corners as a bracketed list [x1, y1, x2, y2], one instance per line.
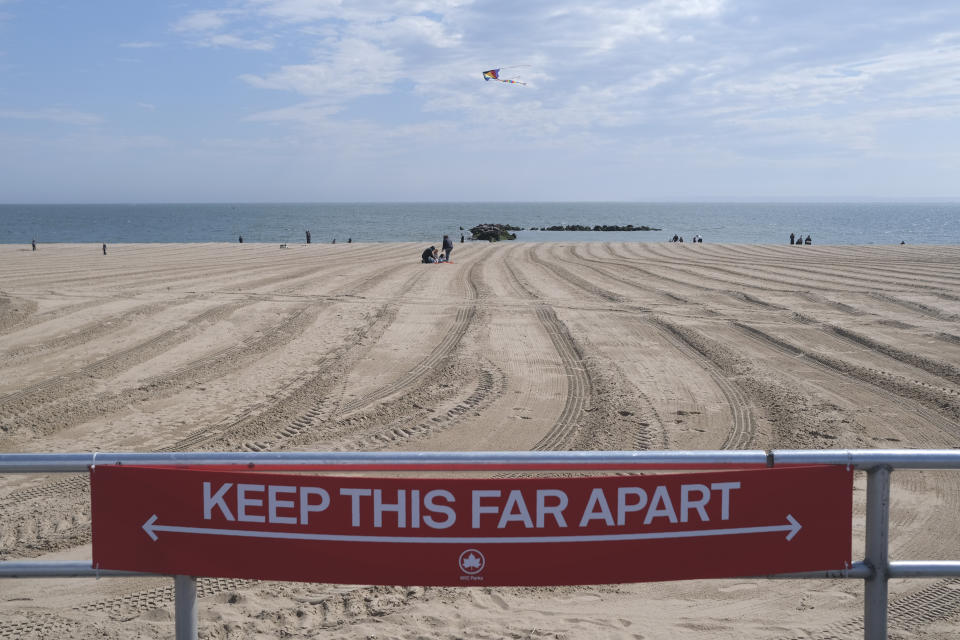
[482, 68, 526, 85]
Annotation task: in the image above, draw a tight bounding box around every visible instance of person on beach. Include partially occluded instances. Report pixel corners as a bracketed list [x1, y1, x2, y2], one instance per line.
[102, 243, 107, 255]
[306, 230, 311, 244]
[442, 234, 454, 262]
[332, 238, 336, 244]
[348, 238, 352, 243]
[32, 239, 36, 251]
[238, 235, 243, 243]
[790, 232, 795, 245]
[460, 234, 464, 243]
[672, 234, 679, 242]
[804, 235, 812, 245]
[421, 246, 437, 263]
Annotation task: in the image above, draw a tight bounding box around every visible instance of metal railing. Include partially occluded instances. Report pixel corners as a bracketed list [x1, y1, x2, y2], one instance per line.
[2, 448, 960, 640]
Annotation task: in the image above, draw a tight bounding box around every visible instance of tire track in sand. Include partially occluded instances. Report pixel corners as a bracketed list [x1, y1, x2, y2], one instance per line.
[527, 243, 754, 450]
[0, 259, 489, 626]
[507, 245, 662, 451]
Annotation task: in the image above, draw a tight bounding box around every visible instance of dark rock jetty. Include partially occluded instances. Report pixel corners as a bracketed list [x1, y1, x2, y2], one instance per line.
[470, 223, 521, 242]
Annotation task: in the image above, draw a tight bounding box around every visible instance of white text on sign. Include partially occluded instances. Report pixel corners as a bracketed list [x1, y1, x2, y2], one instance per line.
[201, 482, 742, 529]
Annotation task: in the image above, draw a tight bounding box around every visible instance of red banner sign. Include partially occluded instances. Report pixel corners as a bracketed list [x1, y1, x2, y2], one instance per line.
[91, 465, 851, 586]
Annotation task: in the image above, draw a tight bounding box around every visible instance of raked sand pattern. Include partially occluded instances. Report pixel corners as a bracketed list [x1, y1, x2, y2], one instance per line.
[1, 241, 960, 639]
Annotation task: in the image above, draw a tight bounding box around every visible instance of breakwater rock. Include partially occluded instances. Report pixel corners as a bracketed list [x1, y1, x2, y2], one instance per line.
[470, 223, 521, 242]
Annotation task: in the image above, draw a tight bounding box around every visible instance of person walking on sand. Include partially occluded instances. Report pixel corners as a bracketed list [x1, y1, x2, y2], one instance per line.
[32, 239, 36, 251]
[238, 235, 243, 243]
[102, 243, 107, 256]
[790, 232, 795, 245]
[442, 234, 454, 262]
[306, 230, 311, 244]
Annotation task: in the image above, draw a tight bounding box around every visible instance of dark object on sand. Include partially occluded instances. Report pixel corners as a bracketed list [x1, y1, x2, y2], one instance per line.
[32, 239, 36, 251]
[102, 243, 107, 255]
[238, 235, 243, 243]
[790, 233, 795, 245]
[470, 224, 520, 242]
[306, 230, 311, 244]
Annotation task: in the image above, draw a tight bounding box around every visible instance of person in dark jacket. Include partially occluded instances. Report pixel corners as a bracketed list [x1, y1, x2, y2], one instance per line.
[790, 232, 795, 245]
[421, 246, 437, 263]
[804, 235, 812, 245]
[442, 235, 454, 261]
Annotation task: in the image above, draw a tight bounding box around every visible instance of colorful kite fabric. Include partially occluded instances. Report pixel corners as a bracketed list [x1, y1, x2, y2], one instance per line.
[482, 68, 526, 85]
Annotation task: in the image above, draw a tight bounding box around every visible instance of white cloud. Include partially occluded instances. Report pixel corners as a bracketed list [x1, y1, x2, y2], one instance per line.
[548, 0, 725, 51]
[173, 8, 273, 50]
[119, 41, 162, 49]
[207, 33, 274, 50]
[173, 10, 235, 32]
[241, 38, 401, 97]
[356, 15, 462, 48]
[245, 0, 342, 23]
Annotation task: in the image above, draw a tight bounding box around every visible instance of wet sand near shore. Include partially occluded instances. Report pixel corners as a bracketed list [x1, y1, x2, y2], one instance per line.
[1, 241, 960, 639]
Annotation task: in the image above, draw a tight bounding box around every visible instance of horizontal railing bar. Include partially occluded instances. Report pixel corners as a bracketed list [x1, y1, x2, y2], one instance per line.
[6, 560, 960, 581]
[888, 561, 960, 578]
[0, 561, 163, 578]
[765, 562, 873, 579]
[772, 449, 960, 470]
[0, 450, 770, 472]
[3, 449, 960, 473]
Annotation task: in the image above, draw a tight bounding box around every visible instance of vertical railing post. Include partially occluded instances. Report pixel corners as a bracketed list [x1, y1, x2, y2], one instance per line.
[175, 574, 198, 640]
[864, 465, 891, 640]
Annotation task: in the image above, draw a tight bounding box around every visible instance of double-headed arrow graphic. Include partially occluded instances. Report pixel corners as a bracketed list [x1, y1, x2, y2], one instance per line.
[143, 514, 801, 543]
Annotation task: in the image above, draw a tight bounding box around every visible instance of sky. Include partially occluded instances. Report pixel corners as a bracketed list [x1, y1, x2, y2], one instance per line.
[1, 0, 959, 203]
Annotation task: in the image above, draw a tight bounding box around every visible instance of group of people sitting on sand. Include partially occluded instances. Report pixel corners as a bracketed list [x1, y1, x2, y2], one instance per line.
[670, 234, 703, 243]
[790, 233, 812, 245]
[422, 235, 455, 263]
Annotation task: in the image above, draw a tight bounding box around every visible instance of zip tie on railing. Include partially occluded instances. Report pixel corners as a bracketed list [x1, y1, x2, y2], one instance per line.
[95, 563, 101, 580]
[846, 451, 852, 472]
[91, 451, 98, 470]
[843, 561, 850, 578]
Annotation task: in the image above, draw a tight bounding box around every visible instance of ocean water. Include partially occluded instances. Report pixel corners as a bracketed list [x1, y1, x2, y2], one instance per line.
[0, 202, 958, 245]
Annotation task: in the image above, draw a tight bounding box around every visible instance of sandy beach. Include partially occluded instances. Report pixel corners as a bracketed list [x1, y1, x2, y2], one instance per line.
[1, 240, 960, 639]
